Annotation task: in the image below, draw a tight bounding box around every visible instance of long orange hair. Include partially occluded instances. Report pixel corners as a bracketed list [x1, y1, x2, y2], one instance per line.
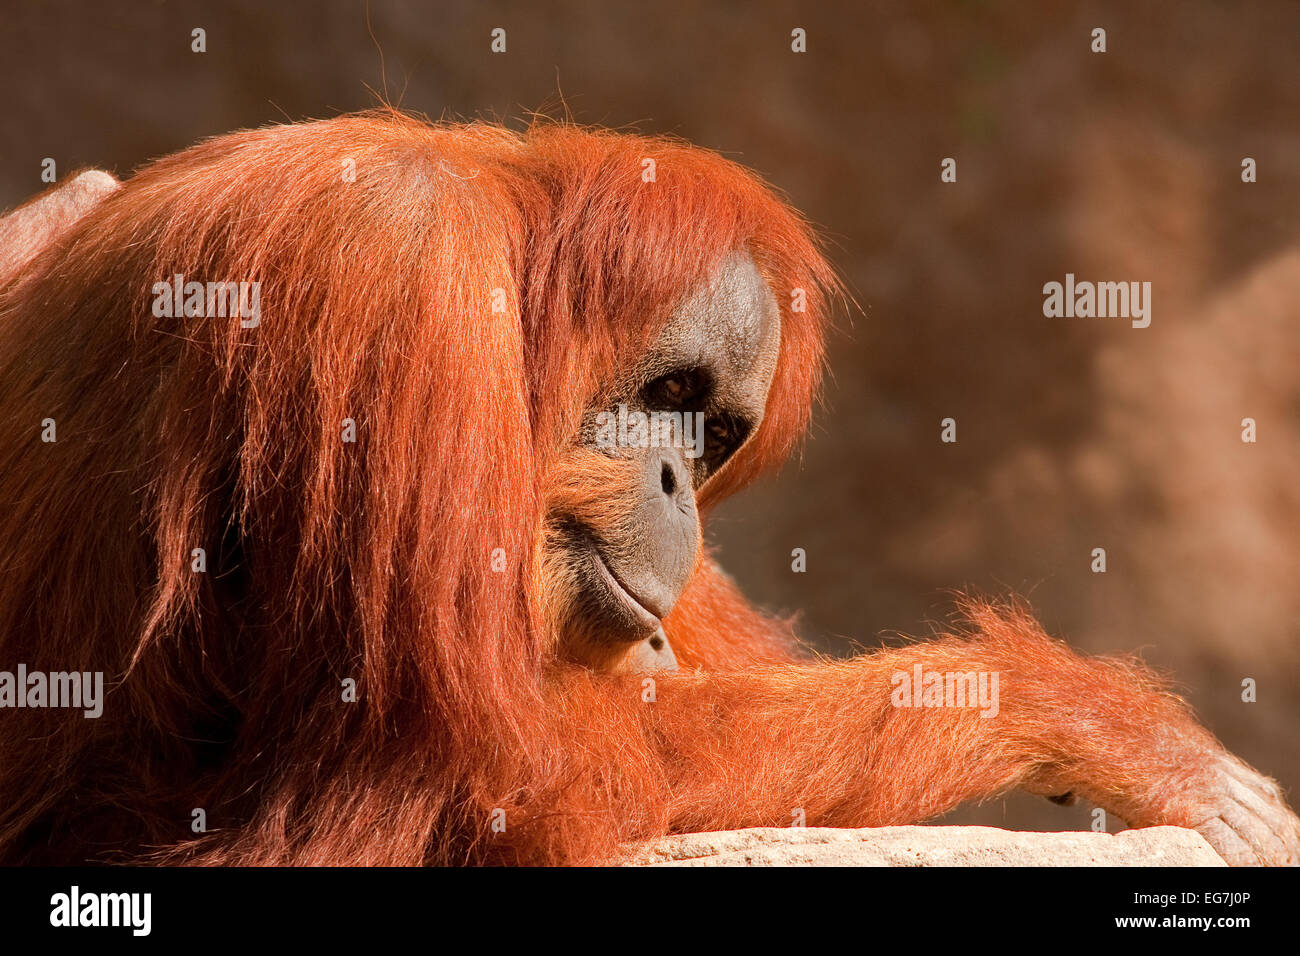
[0, 111, 835, 864]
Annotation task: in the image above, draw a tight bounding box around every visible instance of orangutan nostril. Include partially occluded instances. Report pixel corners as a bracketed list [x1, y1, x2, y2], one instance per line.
[660, 462, 676, 497]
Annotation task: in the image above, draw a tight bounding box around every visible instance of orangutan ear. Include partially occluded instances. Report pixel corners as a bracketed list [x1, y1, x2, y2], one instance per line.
[0, 169, 120, 280]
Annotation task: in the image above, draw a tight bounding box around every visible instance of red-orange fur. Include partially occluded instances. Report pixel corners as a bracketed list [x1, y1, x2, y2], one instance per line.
[0, 111, 1223, 864]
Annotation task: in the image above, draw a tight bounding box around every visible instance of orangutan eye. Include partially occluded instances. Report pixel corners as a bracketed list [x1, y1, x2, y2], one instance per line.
[701, 412, 750, 474]
[644, 368, 709, 409]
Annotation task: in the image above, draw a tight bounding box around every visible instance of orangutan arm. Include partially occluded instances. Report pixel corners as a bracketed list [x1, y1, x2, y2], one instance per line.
[541, 602, 1300, 866]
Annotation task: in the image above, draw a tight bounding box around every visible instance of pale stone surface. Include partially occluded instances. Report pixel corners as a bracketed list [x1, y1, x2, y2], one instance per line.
[623, 825, 1226, 866]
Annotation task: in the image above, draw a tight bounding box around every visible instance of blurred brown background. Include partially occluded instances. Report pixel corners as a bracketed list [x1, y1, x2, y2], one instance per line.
[3, 0, 1297, 833]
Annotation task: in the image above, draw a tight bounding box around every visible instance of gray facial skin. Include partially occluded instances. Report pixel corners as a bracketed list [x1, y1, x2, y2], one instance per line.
[565, 254, 782, 649]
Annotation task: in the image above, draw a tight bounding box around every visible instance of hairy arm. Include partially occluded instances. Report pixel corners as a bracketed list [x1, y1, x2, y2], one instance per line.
[535, 602, 1299, 866]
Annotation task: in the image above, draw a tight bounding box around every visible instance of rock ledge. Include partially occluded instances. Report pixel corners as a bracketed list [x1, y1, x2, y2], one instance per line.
[623, 825, 1224, 866]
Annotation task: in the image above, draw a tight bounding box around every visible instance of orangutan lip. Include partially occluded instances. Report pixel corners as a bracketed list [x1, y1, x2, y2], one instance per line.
[584, 540, 664, 631]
